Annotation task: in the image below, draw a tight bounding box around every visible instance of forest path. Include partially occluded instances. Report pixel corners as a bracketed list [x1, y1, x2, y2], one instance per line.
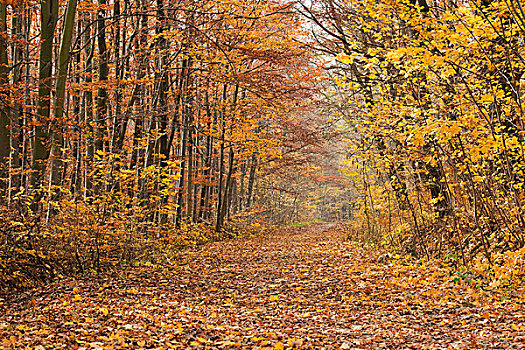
[2, 224, 524, 349]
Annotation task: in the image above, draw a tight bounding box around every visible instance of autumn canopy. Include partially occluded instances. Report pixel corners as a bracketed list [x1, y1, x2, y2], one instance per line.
[1, 0, 525, 347]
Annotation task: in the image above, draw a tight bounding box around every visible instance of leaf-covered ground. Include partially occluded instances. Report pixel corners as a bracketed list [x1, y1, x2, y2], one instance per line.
[2, 224, 525, 349]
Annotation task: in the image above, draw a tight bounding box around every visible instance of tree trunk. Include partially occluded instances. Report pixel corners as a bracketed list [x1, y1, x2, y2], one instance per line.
[199, 108, 213, 221]
[33, 0, 58, 186]
[7, 7, 24, 200]
[175, 119, 187, 227]
[185, 114, 194, 221]
[0, 3, 10, 188]
[237, 159, 247, 212]
[52, 0, 78, 185]
[95, 0, 109, 153]
[83, 15, 95, 170]
[215, 84, 228, 232]
[246, 153, 257, 209]
[110, 0, 121, 153]
[174, 55, 190, 226]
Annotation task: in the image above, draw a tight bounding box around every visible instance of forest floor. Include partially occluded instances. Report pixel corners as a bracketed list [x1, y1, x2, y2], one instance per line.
[1, 223, 525, 349]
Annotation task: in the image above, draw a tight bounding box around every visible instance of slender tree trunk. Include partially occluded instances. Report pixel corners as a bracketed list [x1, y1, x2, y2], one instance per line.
[186, 126, 194, 220]
[8, 9, 25, 200]
[224, 155, 237, 219]
[111, 0, 121, 152]
[220, 147, 235, 221]
[246, 153, 257, 209]
[18, 8, 31, 192]
[237, 159, 247, 212]
[199, 121, 213, 221]
[155, 0, 170, 224]
[174, 56, 190, 226]
[71, 19, 82, 193]
[185, 73, 194, 220]
[191, 127, 200, 221]
[0, 3, 10, 190]
[83, 15, 95, 169]
[215, 84, 228, 232]
[175, 119, 187, 227]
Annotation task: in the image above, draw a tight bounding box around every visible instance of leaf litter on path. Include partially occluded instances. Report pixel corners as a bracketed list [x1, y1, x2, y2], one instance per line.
[1, 223, 525, 349]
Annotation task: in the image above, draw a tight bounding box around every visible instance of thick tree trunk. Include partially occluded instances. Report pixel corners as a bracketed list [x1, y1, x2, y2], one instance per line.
[33, 0, 58, 186]
[54, 0, 77, 122]
[95, 0, 109, 153]
[52, 0, 78, 185]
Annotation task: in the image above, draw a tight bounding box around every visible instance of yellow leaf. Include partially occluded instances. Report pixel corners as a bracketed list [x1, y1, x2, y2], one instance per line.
[275, 341, 285, 349]
[336, 52, 353, 64]
[269, 295, 279, 301]
[196, 337, 207, 343]
[216, 340, 237, 346]
[385, 48, 405, 63]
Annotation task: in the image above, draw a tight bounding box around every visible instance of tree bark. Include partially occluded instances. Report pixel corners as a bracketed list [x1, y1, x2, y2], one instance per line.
[215, 84, 228, 232]
[95, 0, 109, 153]
[52, 0, 78, 185]
[246, 153, 258, 209]
[33, 0, 58, 186]
[0, 3, 9, 165]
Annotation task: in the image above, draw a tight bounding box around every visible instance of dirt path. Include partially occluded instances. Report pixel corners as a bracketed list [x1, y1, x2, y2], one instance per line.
[1, 224, 524, 349]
